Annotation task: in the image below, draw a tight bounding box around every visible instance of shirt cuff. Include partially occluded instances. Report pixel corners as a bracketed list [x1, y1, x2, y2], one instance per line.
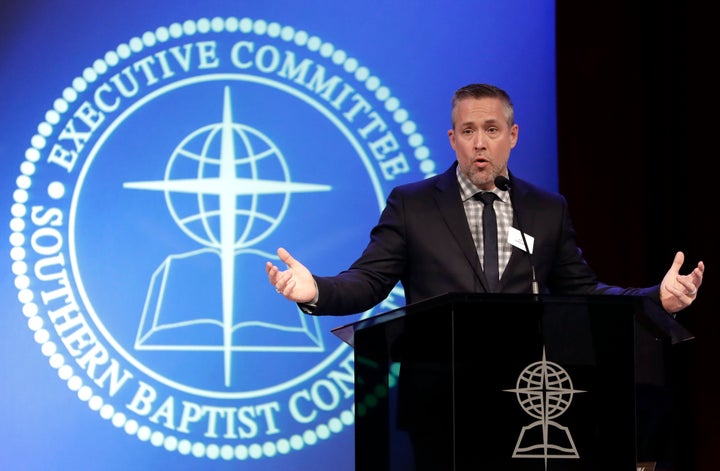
[298, 281, 319, 313]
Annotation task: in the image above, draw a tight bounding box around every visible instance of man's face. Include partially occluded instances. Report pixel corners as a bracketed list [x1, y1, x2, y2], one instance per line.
[448, 96, 518, 190]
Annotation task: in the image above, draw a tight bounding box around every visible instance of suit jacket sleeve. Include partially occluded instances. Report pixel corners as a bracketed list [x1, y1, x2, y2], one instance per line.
[517, 179, 663, 309]
[311, 184, 410, 315]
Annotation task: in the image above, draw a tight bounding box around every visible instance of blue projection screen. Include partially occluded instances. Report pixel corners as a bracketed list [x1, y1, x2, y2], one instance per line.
[0, 2, 556, 470]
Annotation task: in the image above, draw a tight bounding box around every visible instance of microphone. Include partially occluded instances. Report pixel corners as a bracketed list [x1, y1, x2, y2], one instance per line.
[494, 175, 539, 295]
[494, 175, 510, 192]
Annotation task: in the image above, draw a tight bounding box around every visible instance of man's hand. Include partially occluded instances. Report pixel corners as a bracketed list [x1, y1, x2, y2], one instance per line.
[660, 251, 705, 313]
[266, 247, 318, 304]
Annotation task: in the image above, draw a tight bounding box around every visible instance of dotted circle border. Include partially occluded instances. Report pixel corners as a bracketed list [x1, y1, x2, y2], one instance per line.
[9, 16, 425, 461]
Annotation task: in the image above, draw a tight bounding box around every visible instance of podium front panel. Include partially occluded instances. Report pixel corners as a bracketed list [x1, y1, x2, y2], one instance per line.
[350, 294, 641, 471]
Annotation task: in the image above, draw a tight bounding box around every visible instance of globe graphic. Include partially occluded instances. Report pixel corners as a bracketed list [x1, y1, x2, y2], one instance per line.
[515, 360, 574, 420]
[163, 122, 290, 249]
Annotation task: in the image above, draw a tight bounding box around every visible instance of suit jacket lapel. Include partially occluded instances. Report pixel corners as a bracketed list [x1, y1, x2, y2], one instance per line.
[433, 163, 488, 288]
[500, 172, 536, 289]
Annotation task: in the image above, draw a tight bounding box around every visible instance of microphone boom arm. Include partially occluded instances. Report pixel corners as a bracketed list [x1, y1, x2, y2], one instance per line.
[494, 175, 540, 295]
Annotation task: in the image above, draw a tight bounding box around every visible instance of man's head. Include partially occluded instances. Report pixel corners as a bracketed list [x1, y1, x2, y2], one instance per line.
[448, 83, 519, 190]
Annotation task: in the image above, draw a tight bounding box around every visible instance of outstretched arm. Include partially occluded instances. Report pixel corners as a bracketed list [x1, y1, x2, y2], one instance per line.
[266, 247, 318, 304]
[660, 251, 705, 313]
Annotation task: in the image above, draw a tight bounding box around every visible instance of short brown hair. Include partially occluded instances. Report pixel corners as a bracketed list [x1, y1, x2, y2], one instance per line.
[451, 83, 515, 128]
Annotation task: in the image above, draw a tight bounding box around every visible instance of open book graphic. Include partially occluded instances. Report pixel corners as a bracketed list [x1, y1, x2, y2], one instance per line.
[134, 249, 324, 386]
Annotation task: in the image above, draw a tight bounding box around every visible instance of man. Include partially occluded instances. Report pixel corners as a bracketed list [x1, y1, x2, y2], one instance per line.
[267, 82, 705, 469]
[266, 83, 704, 315]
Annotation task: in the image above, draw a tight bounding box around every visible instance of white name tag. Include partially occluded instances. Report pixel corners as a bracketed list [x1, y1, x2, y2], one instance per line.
[508, 227, 534, 254]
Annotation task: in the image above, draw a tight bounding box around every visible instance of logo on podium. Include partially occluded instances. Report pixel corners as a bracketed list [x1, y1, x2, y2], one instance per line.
[504, 348, 585, 465]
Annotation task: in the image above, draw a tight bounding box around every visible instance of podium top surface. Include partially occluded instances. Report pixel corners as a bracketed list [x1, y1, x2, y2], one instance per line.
[330, 292, 694, 347]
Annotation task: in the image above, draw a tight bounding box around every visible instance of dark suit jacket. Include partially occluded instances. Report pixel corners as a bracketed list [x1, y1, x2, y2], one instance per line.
[312, 161, 661, 315]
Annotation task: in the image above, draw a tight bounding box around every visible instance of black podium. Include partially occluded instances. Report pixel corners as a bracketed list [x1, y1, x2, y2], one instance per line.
[332, 293, 693, 471]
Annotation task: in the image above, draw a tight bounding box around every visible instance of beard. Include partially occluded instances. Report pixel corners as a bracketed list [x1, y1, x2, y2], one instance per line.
[465, 162, 500, 190]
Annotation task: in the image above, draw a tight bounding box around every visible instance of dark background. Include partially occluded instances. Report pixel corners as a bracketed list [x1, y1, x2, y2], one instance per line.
[557, 1, 716, 469]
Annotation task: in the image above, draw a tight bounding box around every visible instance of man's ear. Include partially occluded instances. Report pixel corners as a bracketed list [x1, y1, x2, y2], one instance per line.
[509, 124, 519, 148]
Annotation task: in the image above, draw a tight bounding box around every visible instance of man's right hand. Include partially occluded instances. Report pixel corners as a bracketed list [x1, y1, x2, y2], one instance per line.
[266, 247, 318, 304]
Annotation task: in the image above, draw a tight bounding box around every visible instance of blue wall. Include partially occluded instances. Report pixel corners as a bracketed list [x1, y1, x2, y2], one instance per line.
[0, 1, 556, 469]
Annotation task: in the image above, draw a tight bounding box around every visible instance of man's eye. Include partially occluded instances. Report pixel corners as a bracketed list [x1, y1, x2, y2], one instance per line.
[463, 129, 474, 135]
[486, 127, 498, 134]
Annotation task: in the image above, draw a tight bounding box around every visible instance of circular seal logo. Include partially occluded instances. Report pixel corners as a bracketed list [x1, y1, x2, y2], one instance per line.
[8, 17, 435, 464]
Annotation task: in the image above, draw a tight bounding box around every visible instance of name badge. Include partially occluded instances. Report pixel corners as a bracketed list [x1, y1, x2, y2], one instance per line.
[508, 227, 534, 254]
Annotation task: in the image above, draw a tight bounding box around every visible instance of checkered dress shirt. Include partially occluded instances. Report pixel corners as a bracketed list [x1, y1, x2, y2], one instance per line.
[457, 167, 513, 277]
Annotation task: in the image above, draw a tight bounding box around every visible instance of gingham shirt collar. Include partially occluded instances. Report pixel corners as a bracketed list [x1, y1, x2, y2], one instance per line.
[455, 166, 509, 203]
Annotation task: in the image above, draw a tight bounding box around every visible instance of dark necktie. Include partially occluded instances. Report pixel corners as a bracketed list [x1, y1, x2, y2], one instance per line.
[478, 192, 499, 292]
